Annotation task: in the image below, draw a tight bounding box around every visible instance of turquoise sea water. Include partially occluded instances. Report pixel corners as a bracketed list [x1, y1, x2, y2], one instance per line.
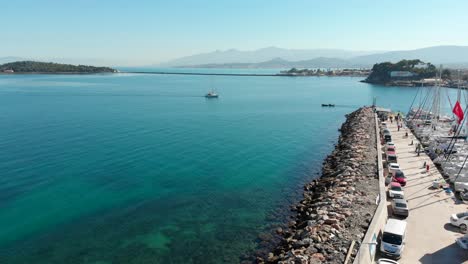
[0, 71, 458, 263]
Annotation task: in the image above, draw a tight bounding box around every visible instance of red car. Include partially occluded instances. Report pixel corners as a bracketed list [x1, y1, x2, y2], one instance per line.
[392, 170, 407, 186]
[386, 146, 396, 156]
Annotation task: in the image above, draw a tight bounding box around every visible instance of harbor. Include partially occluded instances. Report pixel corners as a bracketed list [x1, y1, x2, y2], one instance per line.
[255, 103, 468, 263]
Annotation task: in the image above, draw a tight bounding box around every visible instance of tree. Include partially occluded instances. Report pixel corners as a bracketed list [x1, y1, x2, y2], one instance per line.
[441, 69, 451, 80]
[365, 59, 436, 84]
[0, 61, 115, 73]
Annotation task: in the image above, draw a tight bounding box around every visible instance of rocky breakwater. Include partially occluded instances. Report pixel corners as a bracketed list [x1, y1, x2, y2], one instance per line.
[262, 107, 378, 264]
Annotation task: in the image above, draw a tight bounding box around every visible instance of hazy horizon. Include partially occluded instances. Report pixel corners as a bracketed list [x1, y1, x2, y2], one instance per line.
[3, 0, 468, 66]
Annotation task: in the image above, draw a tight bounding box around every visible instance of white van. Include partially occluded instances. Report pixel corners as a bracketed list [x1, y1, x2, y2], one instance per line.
[380, 218, 407, 259]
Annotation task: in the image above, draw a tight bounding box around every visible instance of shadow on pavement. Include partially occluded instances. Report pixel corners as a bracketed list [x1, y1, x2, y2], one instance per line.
[419, 242, 468, 264]
[443, 223, 462, 233]
[410, 196, 452, 211]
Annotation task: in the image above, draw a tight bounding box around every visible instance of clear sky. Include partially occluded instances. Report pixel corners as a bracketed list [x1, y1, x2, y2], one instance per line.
[2, 0, 468, 66]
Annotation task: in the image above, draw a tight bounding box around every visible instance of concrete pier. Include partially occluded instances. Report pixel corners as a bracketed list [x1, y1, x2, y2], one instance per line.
[384, 119, 467, 263]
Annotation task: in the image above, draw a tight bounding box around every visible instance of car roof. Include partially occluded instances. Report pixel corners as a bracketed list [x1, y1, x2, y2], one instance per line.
[390, 182, 401, 187]
[387, 153, 397, 157]
[389, 163, 400, 167]
[384, 218, 407, 235]
[393, 198, 407, 204]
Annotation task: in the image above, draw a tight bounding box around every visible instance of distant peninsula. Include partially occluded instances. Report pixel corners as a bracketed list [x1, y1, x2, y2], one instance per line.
[362, 59, 437, 84]
[361, 59, 468, 88]
[0, 61, 117, 74]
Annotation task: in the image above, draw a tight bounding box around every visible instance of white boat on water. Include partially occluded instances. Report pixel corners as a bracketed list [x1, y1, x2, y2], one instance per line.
[205, 91, 219, 98]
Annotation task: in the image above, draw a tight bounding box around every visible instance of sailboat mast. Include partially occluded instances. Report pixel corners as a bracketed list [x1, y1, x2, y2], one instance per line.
[458, 69, 461, 103]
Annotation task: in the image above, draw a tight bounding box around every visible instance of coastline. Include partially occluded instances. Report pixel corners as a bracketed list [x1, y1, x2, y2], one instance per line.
[0, 72, 116, 75]
[248, 107, 378, 264]
[361, 79, 468, 90]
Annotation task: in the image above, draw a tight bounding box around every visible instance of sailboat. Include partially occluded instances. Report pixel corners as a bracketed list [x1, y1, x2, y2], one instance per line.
[205, 77, 219, 98]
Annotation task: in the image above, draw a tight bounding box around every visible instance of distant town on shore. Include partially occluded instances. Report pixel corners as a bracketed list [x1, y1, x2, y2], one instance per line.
[279, 59, 468, 89]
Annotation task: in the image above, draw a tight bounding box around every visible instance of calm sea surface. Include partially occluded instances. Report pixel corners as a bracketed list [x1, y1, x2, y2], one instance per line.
[0, 70, 457, 263]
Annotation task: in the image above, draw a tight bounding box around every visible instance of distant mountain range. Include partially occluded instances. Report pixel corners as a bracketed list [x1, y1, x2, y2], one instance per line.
[159, 47, 377, 67]
[3, 45, 468, 69]
[161, 46, 468, 69]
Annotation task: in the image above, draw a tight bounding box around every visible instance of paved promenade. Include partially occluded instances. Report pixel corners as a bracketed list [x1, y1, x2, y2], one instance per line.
[383, 120, 468, 263]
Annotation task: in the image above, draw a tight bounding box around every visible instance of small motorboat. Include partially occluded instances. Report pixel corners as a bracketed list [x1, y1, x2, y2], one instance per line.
[321, 104, 335, 107]
[205, 91, 219, 98]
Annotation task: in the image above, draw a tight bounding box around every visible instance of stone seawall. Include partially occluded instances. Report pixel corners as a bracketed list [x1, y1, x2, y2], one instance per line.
[261, 107, 379, 264]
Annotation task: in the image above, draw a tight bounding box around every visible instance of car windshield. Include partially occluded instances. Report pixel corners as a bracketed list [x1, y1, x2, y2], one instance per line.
[383, 232, 402, 245]
[387, 148, 395, 152]
[395, 171, 404, 177]
[395, 202, 407, 208]
[391, 186, 402, 191]
[456, 212, 468, 218]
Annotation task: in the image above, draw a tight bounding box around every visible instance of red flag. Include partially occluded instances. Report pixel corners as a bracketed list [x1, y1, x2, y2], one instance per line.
[453, 101, 464, 124]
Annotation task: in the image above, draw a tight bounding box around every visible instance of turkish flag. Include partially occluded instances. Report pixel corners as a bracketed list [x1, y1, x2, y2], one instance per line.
[453, 101, 464, 124]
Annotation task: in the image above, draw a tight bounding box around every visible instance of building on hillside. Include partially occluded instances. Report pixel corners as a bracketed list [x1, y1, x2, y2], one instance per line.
[390, 71, 417, 79]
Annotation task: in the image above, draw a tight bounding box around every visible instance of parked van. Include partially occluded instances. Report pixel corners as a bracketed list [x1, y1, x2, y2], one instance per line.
[380, 218, 407, 259]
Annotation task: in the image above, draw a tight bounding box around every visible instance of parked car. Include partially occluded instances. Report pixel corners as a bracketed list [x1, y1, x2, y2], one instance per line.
[383, 128, 391, 135]
[380, 218, 407, 259]
[377, 258, 400, 264]
[450, 212, 468, 232]
[391, 199, 409, 217]
[456, 235, 468, 250]
[388, 163, 400, 175]
[386, 146, 396, 156]
[388, 182, 404, 199]
[392, 170, 407, 186]
[386, 141, 395, 148]
[381, 122, 388, 128]
[386, 153, 397, 164]
[384, 134, 392, 143]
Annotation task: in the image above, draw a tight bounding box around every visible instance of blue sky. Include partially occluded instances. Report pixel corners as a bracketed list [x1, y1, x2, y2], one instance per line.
[2, 0, 468, 65]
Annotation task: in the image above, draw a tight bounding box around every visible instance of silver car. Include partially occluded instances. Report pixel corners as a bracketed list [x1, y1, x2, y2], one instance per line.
[392, 199, 409, 217]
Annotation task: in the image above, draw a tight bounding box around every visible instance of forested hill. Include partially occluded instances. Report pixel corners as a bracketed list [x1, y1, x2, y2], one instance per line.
[363, 59, 437, 84]
[0, 61, 116, 73]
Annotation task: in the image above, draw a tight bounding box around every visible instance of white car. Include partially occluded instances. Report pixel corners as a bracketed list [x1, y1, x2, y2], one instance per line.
[388, 163, 400, 176]
[388, 182, 404, 199]
[377, 258, 399, 264]
[450, 212, 468, 232]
